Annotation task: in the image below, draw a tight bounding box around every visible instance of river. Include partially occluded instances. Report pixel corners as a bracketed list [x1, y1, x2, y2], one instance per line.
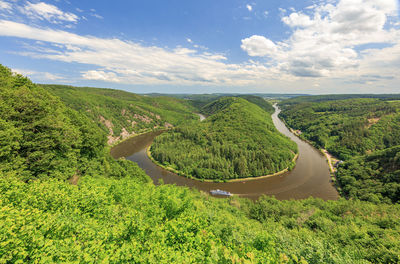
[110, 105, 339, 200]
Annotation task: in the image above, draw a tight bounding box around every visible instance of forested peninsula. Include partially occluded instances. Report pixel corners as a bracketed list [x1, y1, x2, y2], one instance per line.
[150, 97, 297, 181]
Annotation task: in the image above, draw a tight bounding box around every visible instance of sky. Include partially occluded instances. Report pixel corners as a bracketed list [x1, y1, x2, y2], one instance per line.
[0, 0, 399, 94]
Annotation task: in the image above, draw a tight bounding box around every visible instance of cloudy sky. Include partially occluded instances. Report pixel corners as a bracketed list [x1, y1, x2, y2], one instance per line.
[0, 0, 399, 94]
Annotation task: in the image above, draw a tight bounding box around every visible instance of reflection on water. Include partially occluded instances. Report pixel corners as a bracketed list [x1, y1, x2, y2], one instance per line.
[111, 106, 339, 200]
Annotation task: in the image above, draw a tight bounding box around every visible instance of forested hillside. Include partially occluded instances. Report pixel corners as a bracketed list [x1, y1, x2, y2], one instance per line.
[0, 65, 147, 182]
[2, 64, 400, 263]
[279, 97, 400, 203]
[337, 146, 400, 203]
[43, 85, 198, 145]
[151, 97, 297, 180]
[279, 98, 400, 159]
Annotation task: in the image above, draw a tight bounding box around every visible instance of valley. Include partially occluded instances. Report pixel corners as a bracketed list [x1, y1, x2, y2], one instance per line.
[1, 64, 399, 263]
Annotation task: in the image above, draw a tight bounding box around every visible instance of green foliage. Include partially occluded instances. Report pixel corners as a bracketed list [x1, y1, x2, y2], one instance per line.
[279, 98, 400, 159]
[337, 146, 400, 203]
[42, 84, 198, 143]
[2, 175, 400, 263]
[236, 95, 275, 114]
[152, 97, 297, 180]
[280, 97, 400, 204]
[246, 196, 400, 264]
[0, 64, 149, 182]
[0, 65, 89, 180]
[3, 63, 400, 263]
[0, 176, 282, 263]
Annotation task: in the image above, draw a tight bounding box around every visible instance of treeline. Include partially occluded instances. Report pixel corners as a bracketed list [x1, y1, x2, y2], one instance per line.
[279, 97, 400, 203]
[282, 94, 400, 105]
[151, 97, 297, 180]
[42, 84, 198, 144]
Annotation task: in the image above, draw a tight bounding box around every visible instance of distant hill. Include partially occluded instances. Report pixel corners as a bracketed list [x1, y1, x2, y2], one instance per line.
[281, 94, 400, 105]
[145, 93, 307, 109]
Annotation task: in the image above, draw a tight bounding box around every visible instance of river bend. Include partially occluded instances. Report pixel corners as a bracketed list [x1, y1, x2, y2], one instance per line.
[111, 105, 339, 200]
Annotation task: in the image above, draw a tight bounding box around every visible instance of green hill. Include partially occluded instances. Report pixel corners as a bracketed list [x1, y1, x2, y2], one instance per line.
[279, 98, 400, 160]
[42, 84, 198, 145]
[279, 97, 400, 204]
[151, 97, 297, 180]
[0, 65, 148, 182]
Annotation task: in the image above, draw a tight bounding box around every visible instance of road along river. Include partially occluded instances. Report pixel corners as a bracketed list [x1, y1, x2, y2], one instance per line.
[111, 105, 339, 200]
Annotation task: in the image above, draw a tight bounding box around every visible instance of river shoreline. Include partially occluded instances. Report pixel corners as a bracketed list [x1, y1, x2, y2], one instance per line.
[287, 127, 339, 176]
[111, 105, 339, 200]
[147, 145, 299, 183]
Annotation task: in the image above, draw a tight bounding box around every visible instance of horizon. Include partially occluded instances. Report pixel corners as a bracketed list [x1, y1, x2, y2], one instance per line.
[40, 83, 400, 96]
[1, 0, 399, 94]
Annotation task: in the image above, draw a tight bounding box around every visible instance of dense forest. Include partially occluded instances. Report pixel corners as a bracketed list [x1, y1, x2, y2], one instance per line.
[336, 146, 400, 204]
[0, 65, 148, 182]
[2, 174, 400, 263]
[42, 84, 198, 145]
[279, 97, 400, 203]
[151, 97, 297, 180]
[2, 63, 400, 263]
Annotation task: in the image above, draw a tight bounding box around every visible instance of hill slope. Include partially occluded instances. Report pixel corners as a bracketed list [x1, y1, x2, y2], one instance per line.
[0, 65, 148, 182]
[279, 98, 400, 160]
[151, 97, 297, 180]
[279, 97, 400, 203]
[337, 145, 400, 203]
[42, 85, 198, 145]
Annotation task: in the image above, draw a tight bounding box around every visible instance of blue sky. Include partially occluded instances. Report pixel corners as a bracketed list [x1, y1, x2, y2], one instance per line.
[0, 0, 399, 94]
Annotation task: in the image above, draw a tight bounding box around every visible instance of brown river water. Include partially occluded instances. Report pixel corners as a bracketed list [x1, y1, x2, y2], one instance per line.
[111, 105, 339, 200]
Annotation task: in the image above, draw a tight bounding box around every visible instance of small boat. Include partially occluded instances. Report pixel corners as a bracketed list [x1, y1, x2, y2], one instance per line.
[210, 189, 232, 197]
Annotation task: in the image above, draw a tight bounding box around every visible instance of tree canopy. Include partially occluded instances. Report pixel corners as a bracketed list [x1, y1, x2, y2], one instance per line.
[151, 97, 297, 180]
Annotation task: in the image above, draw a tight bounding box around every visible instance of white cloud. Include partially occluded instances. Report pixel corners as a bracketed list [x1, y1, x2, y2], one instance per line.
[20, 2, 78, 23]
[242, 0, 400, 80]
[13, 68, 64, 81]
[0, 1, 12, 11]
[246, 4, 252, 12]
[241, 35, 277, 57]
[1, 0, 399, 92]
[282, 13, 313, 27]
[90, 13, 103, 19]
[263, 10, 269, 17]
[0, 20, 274, 86]
[82, 70, 119, 82]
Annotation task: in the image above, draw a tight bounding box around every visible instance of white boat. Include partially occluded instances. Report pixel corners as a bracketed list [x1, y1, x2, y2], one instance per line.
[210, 189, 232, 196]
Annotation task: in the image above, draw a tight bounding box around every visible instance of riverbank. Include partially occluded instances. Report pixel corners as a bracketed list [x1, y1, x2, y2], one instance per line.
[288, 128, 339, 180]
[109, 128, 165, 148]
[111, 104, 338, 200]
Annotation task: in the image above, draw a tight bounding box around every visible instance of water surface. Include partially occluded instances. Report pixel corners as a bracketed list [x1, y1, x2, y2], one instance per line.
[111, 106, 339, 200]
